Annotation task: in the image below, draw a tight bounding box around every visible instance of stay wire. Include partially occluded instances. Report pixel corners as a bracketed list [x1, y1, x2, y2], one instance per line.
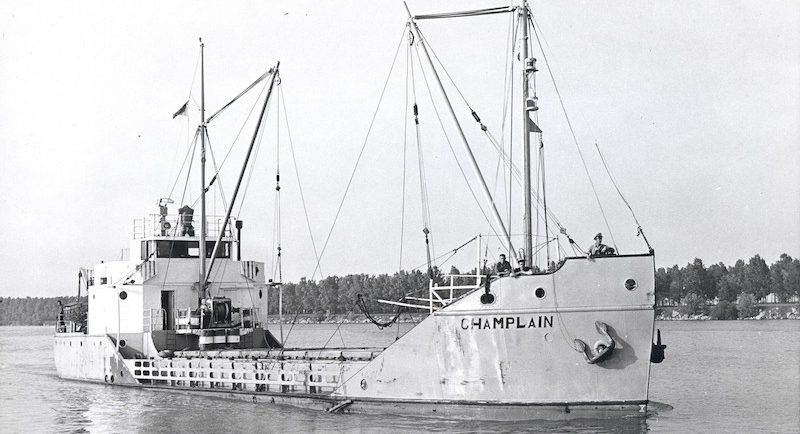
[271, 85, 282, 281]
[309, 26, 408, 280]
[422, 22, 566, 242]
[205, 132, 229, 218]
[279, 85, 323, 276]
[399, 41, 411, 271]
[164, 52, 198, 198]
[167, 128, 201, 200]
[528, 13, 617, 251]
[214, 78, 270, 180]
[595, 143, 652, 251]
[409, 32, 436, 262]
[236, 91, 274, 218]
[411, 41, 504, 248]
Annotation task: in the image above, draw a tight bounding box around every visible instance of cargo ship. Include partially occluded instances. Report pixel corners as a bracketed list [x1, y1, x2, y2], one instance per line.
[55, 2, 665, 420]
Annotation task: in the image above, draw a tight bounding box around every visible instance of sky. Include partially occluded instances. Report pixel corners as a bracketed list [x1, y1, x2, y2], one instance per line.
[1, 1, 798, 298]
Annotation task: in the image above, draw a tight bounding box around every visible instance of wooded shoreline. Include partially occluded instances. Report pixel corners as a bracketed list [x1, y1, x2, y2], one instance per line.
[2, 253, 797, 325]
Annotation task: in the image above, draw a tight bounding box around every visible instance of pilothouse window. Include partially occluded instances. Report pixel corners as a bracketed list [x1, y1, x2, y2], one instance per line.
[156, 241, 229, 259]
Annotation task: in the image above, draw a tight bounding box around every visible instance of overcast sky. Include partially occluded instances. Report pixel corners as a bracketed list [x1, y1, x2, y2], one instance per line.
[1, 1, 798, 298]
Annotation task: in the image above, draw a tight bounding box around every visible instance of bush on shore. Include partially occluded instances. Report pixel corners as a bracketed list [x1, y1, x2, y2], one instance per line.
[710, 300, 738, 320]
[737, 293, 760, 318]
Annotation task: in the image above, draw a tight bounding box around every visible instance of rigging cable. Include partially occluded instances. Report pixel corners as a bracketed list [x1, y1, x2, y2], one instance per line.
[159, 131, 200, 295]
[234, 85, 274, 218]
[204, 131, 229, 214]
[528, 13, 618, 252]
[319, 319, 348, 354]
[207, 68, 274, 123]
[166, 128, 201, 201]
[399, 34, 411, 271]
[211, 77, 270, 181]
[420, 29, 567, 246]
[165, 50, 201, 198]
[414, 6, 516, 20]
[279, 85, 324, 275]
[411, 37, 504, 248]
[309, 26, 409, 280]
[409, 30, 436, 276]
[503, 9, 518, 208]
[272, 78, 283, 284]
[508, 15, 518, 254]
[595, 142, 653, 252]
[490, 9, 517, 257]
[408, 236, 477, 273]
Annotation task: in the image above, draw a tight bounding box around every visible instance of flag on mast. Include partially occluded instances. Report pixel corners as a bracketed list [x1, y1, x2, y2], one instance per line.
[527, 116, 542, 133]
[172, 101, 188, 118]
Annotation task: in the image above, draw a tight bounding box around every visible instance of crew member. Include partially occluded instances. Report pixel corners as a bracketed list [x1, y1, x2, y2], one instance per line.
[496, 254, 512, 274]
[57, 300, 66, 333]
[588, 233, 610, 257]
[178, 205, 195, 236]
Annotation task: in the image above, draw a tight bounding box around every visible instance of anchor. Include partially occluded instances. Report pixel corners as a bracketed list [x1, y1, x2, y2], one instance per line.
[650, 329, 666, 363]
[574, 321, 616, 364]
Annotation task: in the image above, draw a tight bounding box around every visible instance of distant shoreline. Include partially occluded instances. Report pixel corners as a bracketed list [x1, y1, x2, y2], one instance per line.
[3, 312, 797, 328]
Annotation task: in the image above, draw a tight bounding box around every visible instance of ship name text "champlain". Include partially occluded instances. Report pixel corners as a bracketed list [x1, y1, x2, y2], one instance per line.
[460, 315, 554, 330]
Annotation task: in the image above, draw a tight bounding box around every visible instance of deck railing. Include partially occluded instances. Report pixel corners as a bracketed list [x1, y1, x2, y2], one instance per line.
[149, 307, 262, 333]
[428, 273, 485, 312]
[125, 354, 371, 395]
[133, 214, 234, 239]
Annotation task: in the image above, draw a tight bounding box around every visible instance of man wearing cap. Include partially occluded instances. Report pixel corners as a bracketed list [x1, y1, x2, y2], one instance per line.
[588, 233, 609, 257]
[496, 254, 512, 274]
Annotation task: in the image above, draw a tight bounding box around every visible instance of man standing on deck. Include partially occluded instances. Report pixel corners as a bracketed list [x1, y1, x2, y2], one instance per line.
[496, 254, 512, 274]
[588, 233, 609, 257]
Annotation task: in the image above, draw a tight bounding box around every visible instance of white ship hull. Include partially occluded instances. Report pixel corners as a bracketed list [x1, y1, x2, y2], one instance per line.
[55, 254, 656, 419]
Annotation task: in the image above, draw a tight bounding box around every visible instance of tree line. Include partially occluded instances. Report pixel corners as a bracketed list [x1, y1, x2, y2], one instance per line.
[654, 253, 799, 320]
[0, 296, 85, 326]
[1, 253, 797, 325]
[655, 253, 799, 304]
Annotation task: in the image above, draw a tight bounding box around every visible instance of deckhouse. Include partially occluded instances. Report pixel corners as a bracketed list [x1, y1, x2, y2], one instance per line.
[74, 203, 274, 359]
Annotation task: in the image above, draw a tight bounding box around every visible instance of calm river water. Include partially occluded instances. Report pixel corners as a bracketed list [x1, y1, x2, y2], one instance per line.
[0, 321, 798, 433]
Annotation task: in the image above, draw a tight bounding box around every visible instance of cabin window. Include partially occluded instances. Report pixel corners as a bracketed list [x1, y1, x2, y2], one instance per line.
[141, 241, 156, 260]
[155, 241, 230, 259]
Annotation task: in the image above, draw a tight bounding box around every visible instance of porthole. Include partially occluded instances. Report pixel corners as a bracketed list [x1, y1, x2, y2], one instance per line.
[119, 339, 127, 348]
[80, 341, 83, 347]
[535, 287, 546, 298]
[259, 289, 263, 299]
[625, 279, 637, 291]
[360, 379, 367, 390]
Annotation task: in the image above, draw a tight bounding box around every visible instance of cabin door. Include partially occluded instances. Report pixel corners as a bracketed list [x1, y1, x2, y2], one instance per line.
[161, 291, 175, 330]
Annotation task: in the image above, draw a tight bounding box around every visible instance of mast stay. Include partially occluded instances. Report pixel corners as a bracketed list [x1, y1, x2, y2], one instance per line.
[405, 3, 522, 266]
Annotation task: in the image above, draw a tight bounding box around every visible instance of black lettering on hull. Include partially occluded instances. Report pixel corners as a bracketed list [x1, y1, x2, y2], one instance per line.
[458, 315, 554, 330]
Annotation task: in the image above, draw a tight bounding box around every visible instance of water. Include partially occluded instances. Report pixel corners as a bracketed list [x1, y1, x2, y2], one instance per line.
[0, 321, 797, 433]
